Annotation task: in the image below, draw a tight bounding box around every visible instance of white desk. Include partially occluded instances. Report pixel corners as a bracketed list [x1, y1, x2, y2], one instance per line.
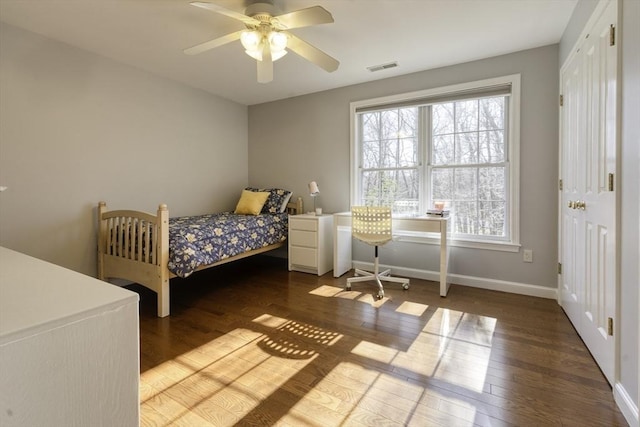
[333, 212, 450, 296]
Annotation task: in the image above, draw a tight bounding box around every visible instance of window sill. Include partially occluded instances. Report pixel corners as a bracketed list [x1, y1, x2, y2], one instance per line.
[393, 230, 521, 252]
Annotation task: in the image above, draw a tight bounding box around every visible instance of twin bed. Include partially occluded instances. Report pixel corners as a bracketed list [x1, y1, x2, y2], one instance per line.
[97, 188, 303, 317]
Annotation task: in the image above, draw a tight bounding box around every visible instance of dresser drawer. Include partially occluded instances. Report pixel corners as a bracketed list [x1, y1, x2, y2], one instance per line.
[290, 247, 317, 268]
[289, 218, 318, 232]
[290, 230, 317, 248]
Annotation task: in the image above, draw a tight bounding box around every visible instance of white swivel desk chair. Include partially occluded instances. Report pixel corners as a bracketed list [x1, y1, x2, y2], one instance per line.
[346, 206, 410, 299]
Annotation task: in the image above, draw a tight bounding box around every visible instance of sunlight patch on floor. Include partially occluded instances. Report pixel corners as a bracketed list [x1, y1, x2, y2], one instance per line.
[308, 285, 392, 306]
[252, 313, 289, 329]
[357, 293, 390, 307]
[401, 307, 497, 393]
[395, 300, 429, 316]
[308, 285, 344, 297]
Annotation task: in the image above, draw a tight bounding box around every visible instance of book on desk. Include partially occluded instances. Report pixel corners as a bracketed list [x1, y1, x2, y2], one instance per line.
[426, 209, 450, 217]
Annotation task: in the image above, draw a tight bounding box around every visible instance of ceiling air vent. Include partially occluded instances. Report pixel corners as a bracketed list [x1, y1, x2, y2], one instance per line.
[367, 62, 398, 72]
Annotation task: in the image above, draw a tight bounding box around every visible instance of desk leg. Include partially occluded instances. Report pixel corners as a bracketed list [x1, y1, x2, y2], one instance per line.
[439, 221, 450, 296]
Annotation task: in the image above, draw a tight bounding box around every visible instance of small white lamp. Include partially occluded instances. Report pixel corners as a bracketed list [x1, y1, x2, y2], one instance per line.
[308, 181, 320, 215]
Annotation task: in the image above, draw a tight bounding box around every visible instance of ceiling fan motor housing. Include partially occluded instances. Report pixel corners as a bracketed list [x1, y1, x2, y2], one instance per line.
[245, 2, 277, 18]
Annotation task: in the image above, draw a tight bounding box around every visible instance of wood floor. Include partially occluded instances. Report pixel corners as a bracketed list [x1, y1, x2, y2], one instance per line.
[135, 256, 628, 427]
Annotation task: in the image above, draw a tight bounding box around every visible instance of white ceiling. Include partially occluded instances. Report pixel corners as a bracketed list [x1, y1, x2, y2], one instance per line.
[0, 0, 577, 105]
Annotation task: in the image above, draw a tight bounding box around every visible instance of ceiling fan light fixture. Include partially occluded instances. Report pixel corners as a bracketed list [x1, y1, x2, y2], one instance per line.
[270, 49, 287, 61]
[240, 30, 261, 51]
[241, 29, 288, 62]
[269, 31, 287, 51]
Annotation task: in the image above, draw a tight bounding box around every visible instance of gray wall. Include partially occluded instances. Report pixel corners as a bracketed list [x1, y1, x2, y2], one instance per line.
[0, 23, 249, 276]
[249, 45, 560, 289]
[559, 0, 600, 64]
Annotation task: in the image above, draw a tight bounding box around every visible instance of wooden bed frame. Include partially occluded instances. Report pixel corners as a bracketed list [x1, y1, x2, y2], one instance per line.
[97, 197, 303, 317]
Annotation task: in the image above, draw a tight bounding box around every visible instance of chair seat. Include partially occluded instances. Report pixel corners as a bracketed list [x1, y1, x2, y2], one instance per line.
[352, 232, 392, 247]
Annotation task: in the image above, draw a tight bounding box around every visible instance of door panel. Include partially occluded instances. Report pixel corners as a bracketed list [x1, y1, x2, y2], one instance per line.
[559, 1, 616, 384]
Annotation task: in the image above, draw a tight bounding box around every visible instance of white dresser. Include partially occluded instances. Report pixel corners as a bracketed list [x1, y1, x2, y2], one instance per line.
[0, 247, 140, 427]
[288, 214, 334, 276]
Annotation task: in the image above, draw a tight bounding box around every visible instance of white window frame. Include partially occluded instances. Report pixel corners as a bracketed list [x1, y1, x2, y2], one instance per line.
[350, 74, 521, 252]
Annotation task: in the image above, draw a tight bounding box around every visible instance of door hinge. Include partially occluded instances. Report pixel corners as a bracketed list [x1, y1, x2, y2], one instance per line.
[607, 317, 614, 336]
[559, 179, 563, 191]
[609, 25, 615, 46]
[558, 262, 562, 275]
[559, 94, 564, 106]
[608, 173, 614, 191]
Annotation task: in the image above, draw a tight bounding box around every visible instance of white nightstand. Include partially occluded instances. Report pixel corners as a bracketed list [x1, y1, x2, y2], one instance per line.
[288, 213, 334, 276]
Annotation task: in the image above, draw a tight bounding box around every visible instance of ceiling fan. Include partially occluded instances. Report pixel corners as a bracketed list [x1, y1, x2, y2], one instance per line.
[185, 1, 340, 83]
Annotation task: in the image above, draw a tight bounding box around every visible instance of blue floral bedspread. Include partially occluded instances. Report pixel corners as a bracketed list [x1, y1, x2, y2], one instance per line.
[167, 212, 288, 278]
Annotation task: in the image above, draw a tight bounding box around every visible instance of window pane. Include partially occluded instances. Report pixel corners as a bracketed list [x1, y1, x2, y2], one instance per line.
[478, 167, 505, 201]
[454, 168, 477, 200]
[455, 100, 478, 133]
[361, 169, 418, 214]
[380, 137, 418, 168]
[479, 130, 504, 163]
[361, 107, 418, 169]
[432, 134, 454, 165]
[453, 201, 478, 234]
[399, 108, 418, 138]
[361, 112, 379, 142]
[432, 168, 453, 201]
[432, 103, 454, 135]
[455, 132, 478, 164]
[362, 139, 379, 169]
[479, 97, 504, 131]
[380, 110, 399, 140]
[478, 201, 506, 236]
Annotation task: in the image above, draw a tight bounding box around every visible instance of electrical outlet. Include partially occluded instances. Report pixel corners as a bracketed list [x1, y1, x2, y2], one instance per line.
[523, 249, 533, 263]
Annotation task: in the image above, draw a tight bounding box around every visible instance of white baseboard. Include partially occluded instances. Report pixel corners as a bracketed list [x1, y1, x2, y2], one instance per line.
[614, 382, 639, 427]
[351, 261, 558, 299]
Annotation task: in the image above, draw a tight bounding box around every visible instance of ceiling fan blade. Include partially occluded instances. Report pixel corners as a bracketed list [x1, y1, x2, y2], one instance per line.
[190, 2, 260, 26]
[184, 30, 243, 55]
[273, 6, 334, 30]
[257, 42, 273, 83]
[286, 33, 339, 73]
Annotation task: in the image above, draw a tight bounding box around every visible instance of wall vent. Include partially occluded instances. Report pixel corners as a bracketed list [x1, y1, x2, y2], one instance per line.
[367, 62, 398, 72]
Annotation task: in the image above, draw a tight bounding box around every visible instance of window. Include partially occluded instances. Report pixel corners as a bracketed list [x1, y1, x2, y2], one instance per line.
[351, 75, 520, 251]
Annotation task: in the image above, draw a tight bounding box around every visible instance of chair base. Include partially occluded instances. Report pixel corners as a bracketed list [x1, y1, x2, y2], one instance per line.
[346, 266, 410, 300]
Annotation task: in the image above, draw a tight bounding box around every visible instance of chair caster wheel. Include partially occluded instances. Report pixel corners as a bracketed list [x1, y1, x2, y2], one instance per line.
[403, 283, 410, 290]
[345, 285, 351, 291]
[377, 292, 384, 300]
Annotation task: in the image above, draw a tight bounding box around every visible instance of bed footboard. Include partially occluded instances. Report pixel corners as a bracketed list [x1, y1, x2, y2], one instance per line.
[97, 202, 171, 317]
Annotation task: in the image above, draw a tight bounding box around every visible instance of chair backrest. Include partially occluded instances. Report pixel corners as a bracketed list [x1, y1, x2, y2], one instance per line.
[351, 206, 393, 247]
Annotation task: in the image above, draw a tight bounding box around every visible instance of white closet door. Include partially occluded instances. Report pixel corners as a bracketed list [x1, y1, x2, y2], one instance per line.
[560, 50, 585, 332]
[559, 0, 617, 384]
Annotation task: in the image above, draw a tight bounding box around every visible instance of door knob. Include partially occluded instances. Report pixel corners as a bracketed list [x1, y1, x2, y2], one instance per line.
[576, 201, 586, 210]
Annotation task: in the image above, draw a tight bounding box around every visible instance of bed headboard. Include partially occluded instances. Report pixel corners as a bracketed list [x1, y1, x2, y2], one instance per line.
[286, 197, 304, 215]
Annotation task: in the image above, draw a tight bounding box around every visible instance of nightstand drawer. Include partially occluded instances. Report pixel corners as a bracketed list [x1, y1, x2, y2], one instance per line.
[290, 230, 317, 248]
[289, 218, 318, 232]
[290, 247, 317, 268]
